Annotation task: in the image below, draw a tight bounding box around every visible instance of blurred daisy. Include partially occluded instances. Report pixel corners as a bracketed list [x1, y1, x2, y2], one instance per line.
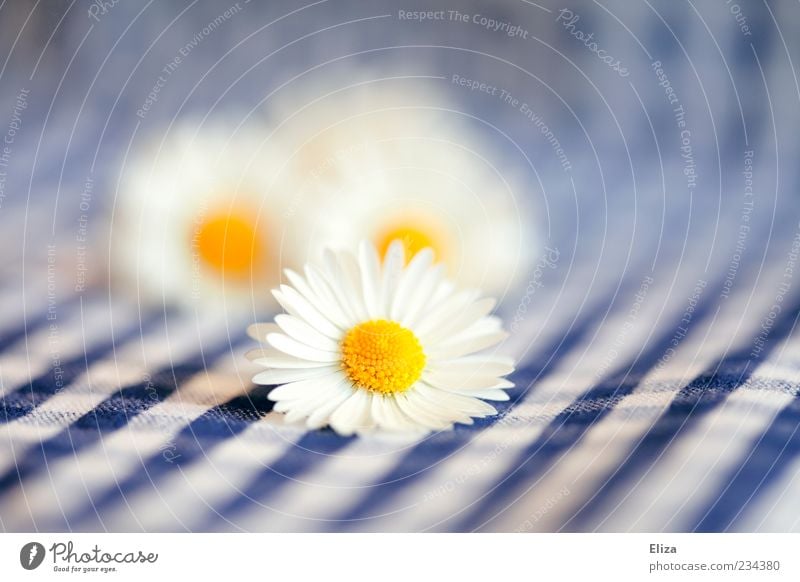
[112, 120, 308, 309]
[269, 74, 535, 297]
[313, 140, 532, 298]
[247, 241, 515, 435]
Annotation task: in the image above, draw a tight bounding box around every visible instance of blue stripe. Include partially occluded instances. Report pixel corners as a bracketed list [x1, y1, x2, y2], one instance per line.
[326, 280, 639, 530]
[0, 309, 165, 424]
[693, 391, 800, 531]
[29, 331, 251, 531]
[0, 292, 86, 352]
[563, 295, 800, 532]
[72, 364, 274, 530]
[2, 356, 245, 523]
[450, 279, 724, 531]
[0, 365, 205, 509]
[197, 431, 354, 531]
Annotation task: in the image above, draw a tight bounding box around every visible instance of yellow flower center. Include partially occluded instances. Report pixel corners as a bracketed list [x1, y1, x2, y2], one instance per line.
[375, 216, 450, 265]
[193, 205, 264, 281]
[340, 319, 426, 394]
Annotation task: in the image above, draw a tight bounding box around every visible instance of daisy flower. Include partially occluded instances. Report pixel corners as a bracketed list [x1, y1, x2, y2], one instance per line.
[111, 119, 309, 310]
[247, 240, 515, 435]
[312, 141, 533, 298]
[269, 73, 536, 297]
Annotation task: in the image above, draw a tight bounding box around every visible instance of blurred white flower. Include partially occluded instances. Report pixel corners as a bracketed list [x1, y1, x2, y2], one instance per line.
[268, 74, 537, 298]
[111, 120, 308, 310]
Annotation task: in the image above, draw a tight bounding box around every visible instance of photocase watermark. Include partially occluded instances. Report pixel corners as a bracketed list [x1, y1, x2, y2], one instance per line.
[137, 2, 249, 119]
[724, 0, 752, 37]
[750, 222, 800, 359]
[651, 60, 697, 192]
[189, 199, 210, 300]
[47, 244, 66, 393]
[421, 414, 524, 503]
[20, 542, 46, 570]
[595, 275, 654, 379]
[75, 175, 94, 293]
[510, 246, 560, 333]
[284, 139, 373, 219]
[141, 372, 182, 464]
[556, 8, 629, 77]
[451, 74, 572, 172]
[655, 279, 707, 370]
[31, 540, 159, 574]
[87, 0, 122, 22]
[721, 149, 755, 300]
[514, 487, 571, 532]
[397, 9, 530, 39]
[0, 87, 30, 209]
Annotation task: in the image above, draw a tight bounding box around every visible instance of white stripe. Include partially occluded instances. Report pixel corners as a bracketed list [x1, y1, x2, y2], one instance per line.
[233, 434, 421, 532]
[0, 314, 234, 529]
[593, 375, 796, 532]
[736, 448, 800, 532]
[5, 361, 250, 530]
[97, 417, 302, 532]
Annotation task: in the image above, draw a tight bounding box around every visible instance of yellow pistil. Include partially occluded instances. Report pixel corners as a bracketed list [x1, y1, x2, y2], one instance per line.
[340, 319, 426, 394]
[193, 205, 263, 281]
[375, 216, 450, 264]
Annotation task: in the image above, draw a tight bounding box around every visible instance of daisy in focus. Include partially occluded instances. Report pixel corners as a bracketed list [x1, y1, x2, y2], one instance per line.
[111, 120, 308, 310]
[248, 240, 515, 435]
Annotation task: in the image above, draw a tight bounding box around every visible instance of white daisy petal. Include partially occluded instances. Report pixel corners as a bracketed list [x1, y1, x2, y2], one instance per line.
[275, 313, 341, 351]
[253, 356, 334, 369]
[323, 249, 366, 322]
[304, 264, 353, 328]
[451, 389, 511, 401]
[402, 386, 473, 426]
[283, 269, 323, 310]
[422, 370, 514, 391]
[422, 297, 496, 344]
[246, 323, 281, 342]
[267, 373, 344, 402]
[273, 400, 293, 413]
[428, 330, 509, 360]
[306, 384, 355, 429]
[338, 250, 370, 321]
[390, 248, 434, 321]
[443, 315, 503, 342]
[368, 395, 392, 430]
[400, 264, 445, 328]
[414, 287, 482, 338]
[283, 375, 352, 423]
[395, 392, 454, 430]
[358, 240, 382, 318]
[266, 333, 340, 363]
[380, 240, 405, 313]
[429, 279, 456, 308]
[330, 389, 374, 436]
[415, 382, 497, 418]
[252, 365, 339, 385]
[427, 356, 515, 377]
[373, 394, 426, 432]
[273, 285, 342, 338]
[284, 267, 353, 330]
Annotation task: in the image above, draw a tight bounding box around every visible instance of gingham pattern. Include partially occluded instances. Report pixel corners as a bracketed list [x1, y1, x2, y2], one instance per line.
[1, 0, 800, 531]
